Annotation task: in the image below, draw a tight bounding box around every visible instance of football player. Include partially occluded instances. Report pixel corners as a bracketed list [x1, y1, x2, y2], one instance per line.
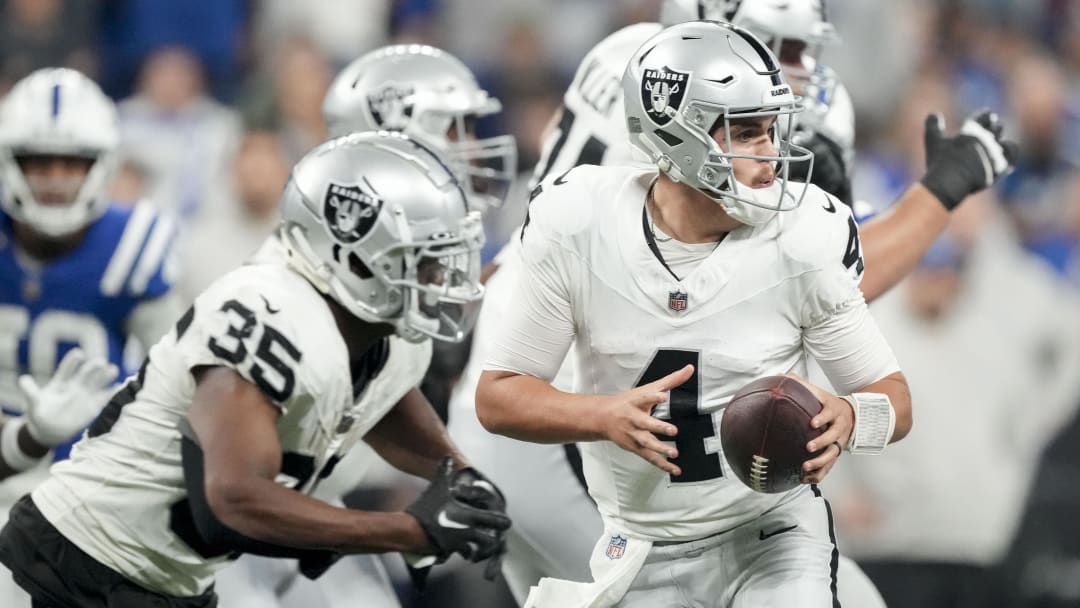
[0, 132, 511, 608]
[212, 44, 520, 608]
[477, 21, 913, 607]
[448, 2, 1015, 605]
[322, 44, 517, 215]
[0, 68, 181, 480]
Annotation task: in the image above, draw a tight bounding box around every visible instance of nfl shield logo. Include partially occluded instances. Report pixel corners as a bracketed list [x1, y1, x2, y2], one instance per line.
[640, 66, 690, 126]
[669, 290, 688, 312]
[606, 535, 627, 560]
[323, 180, 382, 244]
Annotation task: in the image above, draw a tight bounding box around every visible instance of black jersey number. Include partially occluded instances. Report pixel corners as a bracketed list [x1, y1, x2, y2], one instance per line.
[635, 349, 724, 483]
[532, 106, 609, 184]
[207, 300, 302, 402]
[842, 216, 865, 275]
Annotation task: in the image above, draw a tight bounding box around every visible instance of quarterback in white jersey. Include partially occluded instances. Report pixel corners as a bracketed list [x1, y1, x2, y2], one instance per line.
[478, 22, 913, 607]
[0, 133, 511, 608]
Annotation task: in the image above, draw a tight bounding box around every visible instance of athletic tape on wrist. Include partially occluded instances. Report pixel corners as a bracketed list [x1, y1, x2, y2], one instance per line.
[840, 393, 896, 455]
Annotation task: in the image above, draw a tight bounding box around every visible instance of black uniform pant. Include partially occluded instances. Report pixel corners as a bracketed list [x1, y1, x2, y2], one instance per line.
[0, 494, 217, 608]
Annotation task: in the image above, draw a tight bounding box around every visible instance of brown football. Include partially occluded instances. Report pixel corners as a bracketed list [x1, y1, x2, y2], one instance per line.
[720, 375, 825, 494]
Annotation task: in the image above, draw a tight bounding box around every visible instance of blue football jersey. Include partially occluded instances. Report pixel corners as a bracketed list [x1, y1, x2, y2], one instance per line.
[0, 201, 176, 459]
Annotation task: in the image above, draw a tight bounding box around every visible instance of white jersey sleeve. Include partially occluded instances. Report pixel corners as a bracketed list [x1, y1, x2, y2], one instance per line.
[484, 169, 598, 380]
[781, 189, 900, 392]
[529, 23, 661, 187]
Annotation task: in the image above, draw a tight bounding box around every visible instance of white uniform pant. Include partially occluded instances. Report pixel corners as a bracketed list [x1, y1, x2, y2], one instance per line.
[448, 399, 601, 604]
[214, 553, 399, 608]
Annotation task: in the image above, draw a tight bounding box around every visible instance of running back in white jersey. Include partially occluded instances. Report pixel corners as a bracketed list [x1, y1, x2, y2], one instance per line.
[530, 23, 661, 187]
[31, 245, 430, 597]
[496, 164, 897, 543]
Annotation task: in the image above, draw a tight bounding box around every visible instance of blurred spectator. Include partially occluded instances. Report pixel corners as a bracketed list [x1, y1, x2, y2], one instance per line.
[825, 203, 1080, 608]
[175, 130, 288, 303]
[0, 0, 99, 92]
[98, 0, 247, 99]
[105, 159, 151, 208]
[853, 71, 957, 213]
[241, 38, 332, 163]
[254, 0, 396, 68]
[998, 53, 1080, 282]
[117, 46, 242, 223]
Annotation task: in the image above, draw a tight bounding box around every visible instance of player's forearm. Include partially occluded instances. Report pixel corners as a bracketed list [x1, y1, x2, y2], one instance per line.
[476, 370, 608, 443]
[364, 387, 467, 479]
[856, 371, 913, 443]
[858, 183, 950, 303]
[206, 475, 429, 555]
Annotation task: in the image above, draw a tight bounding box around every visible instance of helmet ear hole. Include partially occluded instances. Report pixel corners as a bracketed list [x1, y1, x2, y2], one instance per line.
[348, 252, 373, 279]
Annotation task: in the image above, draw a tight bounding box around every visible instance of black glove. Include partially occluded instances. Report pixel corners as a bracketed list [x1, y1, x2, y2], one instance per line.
[920, 108, 1019, 210]
[789, 129, 853, 206]
[405, 457, 511, 565]
[449, 465, 509, 581]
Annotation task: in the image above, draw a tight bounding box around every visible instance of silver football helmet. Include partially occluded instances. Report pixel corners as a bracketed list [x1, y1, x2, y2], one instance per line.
[660, 0, 840, 131]
[623, 21, 813, 225]
[279, 131, 485, 343]
[322, 44, 516, 214]
[0, 68, 119, 237]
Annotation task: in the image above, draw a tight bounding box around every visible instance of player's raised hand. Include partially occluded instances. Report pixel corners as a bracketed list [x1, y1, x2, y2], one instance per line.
[601, 364, 692, 476]
[18, 348, 120, 447]
[920, 108, 1018, 210]
[784, 374, 853, 484]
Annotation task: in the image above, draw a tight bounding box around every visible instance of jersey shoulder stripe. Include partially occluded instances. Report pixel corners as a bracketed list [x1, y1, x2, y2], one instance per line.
[98, 200, 177, 300]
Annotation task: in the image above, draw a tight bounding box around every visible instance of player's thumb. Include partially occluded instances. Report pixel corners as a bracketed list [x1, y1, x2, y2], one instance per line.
[924, 113, 944, 156]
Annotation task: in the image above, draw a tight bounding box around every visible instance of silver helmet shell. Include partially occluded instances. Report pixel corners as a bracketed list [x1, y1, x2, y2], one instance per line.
[623, 20, 813, 225]
[660, 0, 840, 133]
[0, 68, 119, 237]
[322, 44, 516, 213]
[279, 131, 485, 343]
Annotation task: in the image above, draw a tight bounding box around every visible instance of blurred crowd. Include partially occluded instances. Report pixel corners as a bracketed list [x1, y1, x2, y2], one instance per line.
[3, 0, 1080, 606]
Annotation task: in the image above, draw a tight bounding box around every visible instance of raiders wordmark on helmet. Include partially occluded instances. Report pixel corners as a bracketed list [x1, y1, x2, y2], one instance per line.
[323, 180, 382, 244]
[640, 67, 689, 126]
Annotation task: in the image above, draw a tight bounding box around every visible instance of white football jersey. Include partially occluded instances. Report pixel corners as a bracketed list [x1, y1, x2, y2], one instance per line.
[490, 165, 899, 542]
[529, 23, 661, 187]
[31, 245, 430, 597]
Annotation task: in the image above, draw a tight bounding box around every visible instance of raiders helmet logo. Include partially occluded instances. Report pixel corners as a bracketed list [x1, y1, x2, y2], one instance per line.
[367, 83, 415, 130]
[640, 67, 689, 126]
[323, 180, 381, 244]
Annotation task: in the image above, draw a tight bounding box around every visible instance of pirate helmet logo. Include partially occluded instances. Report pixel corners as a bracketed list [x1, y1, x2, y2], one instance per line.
[367, 83, 415, 130]
[323, 180, 381, 244]
[640, 67, 690, 126]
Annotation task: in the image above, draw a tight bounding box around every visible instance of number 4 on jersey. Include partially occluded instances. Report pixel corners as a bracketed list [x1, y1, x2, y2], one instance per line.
[636, 349, 724, 483]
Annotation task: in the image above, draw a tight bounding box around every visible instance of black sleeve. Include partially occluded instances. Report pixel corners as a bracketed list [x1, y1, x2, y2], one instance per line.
[168, 418, 337, 564]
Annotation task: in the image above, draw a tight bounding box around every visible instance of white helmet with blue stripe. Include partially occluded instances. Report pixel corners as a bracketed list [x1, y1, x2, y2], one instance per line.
[0, 68, 119, 237]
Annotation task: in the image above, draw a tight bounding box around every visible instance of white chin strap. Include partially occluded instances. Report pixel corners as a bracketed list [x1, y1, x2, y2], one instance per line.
[716, 180, 784, 226]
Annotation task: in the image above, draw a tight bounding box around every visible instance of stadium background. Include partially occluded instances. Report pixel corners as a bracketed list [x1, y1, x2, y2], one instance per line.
[2, 0, 1079, 606]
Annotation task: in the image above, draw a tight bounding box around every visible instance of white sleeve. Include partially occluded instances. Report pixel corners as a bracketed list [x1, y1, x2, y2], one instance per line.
[124, 292, 186, 350]
[483, 235, 577, 382]
[803, 295, 900, 394]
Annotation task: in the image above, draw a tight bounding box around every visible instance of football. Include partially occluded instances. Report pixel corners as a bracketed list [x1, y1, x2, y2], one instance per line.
[720, 375, 826, 494]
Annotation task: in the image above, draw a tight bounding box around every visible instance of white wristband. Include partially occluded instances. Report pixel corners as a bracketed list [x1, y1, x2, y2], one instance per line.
[841, 393, 896, 455]
[1, 418, 42, 472]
